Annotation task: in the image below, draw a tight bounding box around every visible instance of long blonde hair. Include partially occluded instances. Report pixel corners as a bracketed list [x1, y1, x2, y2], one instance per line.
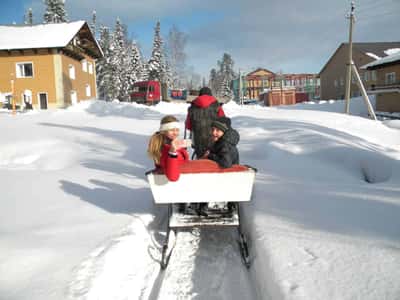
[147, 115, 179, 164]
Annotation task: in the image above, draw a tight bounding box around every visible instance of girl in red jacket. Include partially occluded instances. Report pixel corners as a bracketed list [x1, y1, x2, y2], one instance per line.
[147, 115, 189, 181]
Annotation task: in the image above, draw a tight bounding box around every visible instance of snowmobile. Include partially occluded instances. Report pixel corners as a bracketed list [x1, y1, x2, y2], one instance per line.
[146, 160, 257, 269]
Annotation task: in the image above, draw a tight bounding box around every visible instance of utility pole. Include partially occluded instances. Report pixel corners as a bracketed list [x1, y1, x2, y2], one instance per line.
[344, 1, 354, 114]
[344, 1, 377, 120]
[11, 79, 15, 115]
[238, 69, 242, 105]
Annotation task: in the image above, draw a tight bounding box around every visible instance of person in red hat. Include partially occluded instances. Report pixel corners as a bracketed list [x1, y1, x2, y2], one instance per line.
[185, 87, 225, 158]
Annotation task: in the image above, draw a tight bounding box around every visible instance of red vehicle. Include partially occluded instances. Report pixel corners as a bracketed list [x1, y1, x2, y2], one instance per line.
[130, 81, 161, 104]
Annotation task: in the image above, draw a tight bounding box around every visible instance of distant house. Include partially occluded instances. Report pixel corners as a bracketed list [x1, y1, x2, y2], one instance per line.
[244, 68, 275, 100]
[232, 68, 320, 105]
[362, 51, 400, 112]
[272, 73, 320, 102]
[0, 21, 102, 109]
[319, 42, 400, 100]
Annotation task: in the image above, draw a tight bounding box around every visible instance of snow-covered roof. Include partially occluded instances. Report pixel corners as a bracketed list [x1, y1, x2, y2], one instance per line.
[0, 21, 85, 50]
[361, 52, 400, 69]
[365, 52, 381, 60]
[384, 48, 400, 56]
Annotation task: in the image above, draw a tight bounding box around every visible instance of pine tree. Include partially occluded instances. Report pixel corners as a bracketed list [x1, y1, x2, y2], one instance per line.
[43, 0, 68, 23]
[96, 26, 113, 101]
[148, 21, 164, 82]
[109, 18, 126, 100]
[139, 61, 149, 81]
[216, 53, 236, 99]
[209, 68, 219, 95]
[24, 8, 33, 25]
[90, 10, 96, 37]
[129, 41, 143, 81]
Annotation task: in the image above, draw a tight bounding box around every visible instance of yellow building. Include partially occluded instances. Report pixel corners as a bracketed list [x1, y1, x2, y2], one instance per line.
[245, 68, 275, 100]
[0, 21, 102, 109]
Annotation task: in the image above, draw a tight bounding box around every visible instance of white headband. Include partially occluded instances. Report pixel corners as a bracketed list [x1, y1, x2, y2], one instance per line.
[160, 121, 180, 131]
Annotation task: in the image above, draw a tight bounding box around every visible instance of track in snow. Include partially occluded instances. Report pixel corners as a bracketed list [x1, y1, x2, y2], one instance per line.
[67, 207, 256, 300]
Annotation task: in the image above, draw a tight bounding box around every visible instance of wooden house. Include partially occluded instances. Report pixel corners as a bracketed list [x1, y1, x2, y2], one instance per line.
[362, 52, 400, 112]
[0, 21, 102, 109]
[244, 68, 275, 100]
[319, 42, 400, 100]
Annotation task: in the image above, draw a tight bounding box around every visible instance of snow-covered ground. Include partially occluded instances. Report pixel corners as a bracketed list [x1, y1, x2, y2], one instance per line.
[1, 97, 399, 300]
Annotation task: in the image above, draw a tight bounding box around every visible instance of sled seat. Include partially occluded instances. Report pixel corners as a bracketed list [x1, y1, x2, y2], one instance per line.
[146, 160, 256, 204]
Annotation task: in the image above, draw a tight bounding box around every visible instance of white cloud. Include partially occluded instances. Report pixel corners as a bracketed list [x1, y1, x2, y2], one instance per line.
[26, 0, 400, 78]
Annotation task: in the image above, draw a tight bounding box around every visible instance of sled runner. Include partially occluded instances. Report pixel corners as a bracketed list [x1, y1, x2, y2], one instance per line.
[146, 160, 257, 269]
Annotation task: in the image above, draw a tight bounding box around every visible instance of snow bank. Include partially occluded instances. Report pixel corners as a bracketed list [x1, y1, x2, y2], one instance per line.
[1, 98, 399, 300]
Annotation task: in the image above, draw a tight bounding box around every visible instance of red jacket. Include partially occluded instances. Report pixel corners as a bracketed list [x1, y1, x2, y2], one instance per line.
[158, 144, 189, 181]
[185, 95, 225, 130]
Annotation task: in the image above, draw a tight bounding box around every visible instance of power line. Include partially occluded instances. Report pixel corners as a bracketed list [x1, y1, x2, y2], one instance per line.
[357, 11, 399, 22]
[356, 0, 399, 16]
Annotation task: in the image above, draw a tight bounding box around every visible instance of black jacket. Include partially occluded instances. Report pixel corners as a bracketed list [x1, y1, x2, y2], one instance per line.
[208, 128, 240, 168]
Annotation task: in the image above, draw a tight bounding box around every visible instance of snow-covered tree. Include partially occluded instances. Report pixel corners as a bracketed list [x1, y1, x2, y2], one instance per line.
[108, 18, 126, 100]
[128, 41, 143, 82]
[139, 61, 149, 81]
[90, 10, 96, 37]
[148, 21, 164, 82]
[166, 25, 187, 88]
[43, 0, 68, 23]
[96, 26, 113, 101]
[216, 53, 236, 98]
[103, 19, 143, 101]
[209, 68, 219, 95]
[24, 8, 33, 25]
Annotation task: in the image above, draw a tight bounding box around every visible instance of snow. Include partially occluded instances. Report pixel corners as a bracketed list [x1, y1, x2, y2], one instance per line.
[384, 48, 400, 56]
[362, 52, 400, 69]
[0, 21, 84, 50]
[1, 97, 400, 300]
[365, 52, 381, 60]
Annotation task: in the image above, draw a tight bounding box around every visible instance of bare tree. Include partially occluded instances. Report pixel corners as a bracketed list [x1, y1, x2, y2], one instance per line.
[166, 25, 188, 88]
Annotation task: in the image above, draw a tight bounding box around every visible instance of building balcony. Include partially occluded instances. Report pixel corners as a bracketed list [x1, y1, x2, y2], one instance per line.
[367, 82, 400, 94]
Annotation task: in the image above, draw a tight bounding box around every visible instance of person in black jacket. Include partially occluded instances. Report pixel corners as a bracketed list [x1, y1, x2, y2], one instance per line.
[199, 116, 240, 215]
[202, 116, 240, 168]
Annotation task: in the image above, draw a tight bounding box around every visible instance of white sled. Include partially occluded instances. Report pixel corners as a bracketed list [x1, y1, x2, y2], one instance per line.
[146, 162, 257, 269]
[147, 167, 256, 204]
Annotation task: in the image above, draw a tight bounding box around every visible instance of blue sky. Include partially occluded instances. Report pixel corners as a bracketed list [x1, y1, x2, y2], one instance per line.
[1, 0, 399, 79]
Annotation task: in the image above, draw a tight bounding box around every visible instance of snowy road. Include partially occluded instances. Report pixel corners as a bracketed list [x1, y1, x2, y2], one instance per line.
[68, 205, 257, 300]
[3, 99, 400, 300]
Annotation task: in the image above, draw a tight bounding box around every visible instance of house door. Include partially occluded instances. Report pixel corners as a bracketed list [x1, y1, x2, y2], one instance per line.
[39, 93, 48, 109]
[71, 90, 78, 105]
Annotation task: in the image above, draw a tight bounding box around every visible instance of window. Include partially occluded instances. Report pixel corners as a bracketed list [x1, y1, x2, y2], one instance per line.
[85, 84, 91, 97]
[340, 77, 344, 86]
[371, 70, 377, 81]
[334, 79, 338, 87]
[81, 60, 88, 72]
[385, 72, 396, 84]
[88, 62, 93, 74]
[364, 71, 370, 82]
[69, 65, 75, 79]
[16, 62, 33, 78]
